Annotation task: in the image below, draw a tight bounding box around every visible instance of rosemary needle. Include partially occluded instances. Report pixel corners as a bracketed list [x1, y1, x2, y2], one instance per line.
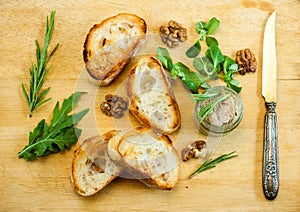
[189, 151, 238, 179]
[197, 93, 231, 123]
[21, 11, 59, 117]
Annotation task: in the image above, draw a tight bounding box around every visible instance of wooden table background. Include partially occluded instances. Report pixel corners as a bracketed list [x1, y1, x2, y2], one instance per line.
[1, 0, 299, 211]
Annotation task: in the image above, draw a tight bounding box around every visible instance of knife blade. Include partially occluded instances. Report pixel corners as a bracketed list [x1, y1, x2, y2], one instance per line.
[262, 11, 279, 200]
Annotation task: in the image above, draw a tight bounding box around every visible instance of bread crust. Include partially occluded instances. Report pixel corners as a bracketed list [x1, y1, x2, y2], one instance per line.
[83, 13, 147, 86]
[71, 132, 122, 196]
[127, 57, 181, 133]
[112, 127, 179, 190]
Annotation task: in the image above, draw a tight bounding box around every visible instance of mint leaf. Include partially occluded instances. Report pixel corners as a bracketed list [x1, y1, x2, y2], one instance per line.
[18, 92, 89, 161]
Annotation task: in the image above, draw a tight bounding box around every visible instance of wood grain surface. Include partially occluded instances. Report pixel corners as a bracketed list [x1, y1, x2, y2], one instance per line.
[1, 0, 299, 211]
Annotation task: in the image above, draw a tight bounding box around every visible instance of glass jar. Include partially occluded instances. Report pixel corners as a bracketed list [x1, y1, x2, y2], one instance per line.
[193, 86, 244, 136]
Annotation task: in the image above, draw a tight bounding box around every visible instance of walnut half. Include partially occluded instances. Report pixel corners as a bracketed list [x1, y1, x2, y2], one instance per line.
[181, 140, 207, 162]
[236, 48, 257, 75]
[100, 94, 128, 118]
[159, 20, 188, 48]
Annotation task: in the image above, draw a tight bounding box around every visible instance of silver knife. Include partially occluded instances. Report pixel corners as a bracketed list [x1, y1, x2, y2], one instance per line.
[262, 11, 279, 200]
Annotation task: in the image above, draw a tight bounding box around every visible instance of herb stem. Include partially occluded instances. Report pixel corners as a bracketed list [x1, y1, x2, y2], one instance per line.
[198, 93, 231, 123]
[189, 151, 238, 179]
[22, 11, 59, 117]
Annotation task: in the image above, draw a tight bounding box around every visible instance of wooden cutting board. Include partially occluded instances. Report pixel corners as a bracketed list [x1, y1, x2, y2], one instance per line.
[1, 0, 299, 211]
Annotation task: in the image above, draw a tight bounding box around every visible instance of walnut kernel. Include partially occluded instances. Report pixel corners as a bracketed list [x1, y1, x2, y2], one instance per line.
[100, 94, 128, 118]
[181, 140, 207, 162]
[236, 48, 257, 75]
[159, 20, 188, 48]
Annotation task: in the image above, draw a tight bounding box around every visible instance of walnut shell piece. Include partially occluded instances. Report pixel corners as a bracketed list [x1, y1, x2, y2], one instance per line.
[159, 20, 188, 48]
[236, 48, 257, 75]
[181, 140, 207, 162]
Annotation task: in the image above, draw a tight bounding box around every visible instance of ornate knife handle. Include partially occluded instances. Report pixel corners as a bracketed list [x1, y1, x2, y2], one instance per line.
[263, 102, 279, 200]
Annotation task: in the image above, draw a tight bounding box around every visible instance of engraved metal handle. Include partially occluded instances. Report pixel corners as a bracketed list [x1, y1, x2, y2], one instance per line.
[262, 102, 279, 200]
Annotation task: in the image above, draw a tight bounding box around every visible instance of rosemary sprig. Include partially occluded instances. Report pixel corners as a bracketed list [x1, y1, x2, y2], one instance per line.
[190, 92, 219, 101]
[189, 151, 238, 179]
[21, 11, 59, 117]
[196, 93, 231, 123]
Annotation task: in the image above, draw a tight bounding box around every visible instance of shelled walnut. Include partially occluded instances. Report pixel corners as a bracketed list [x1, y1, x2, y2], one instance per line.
[236, 48, 257, 75]
[159, 20, 188, 48]
[181, 140, 207, 162]
[100, 94, 128, 118]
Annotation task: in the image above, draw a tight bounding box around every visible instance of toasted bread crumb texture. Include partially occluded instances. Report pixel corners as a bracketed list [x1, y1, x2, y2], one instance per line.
[128, 57, 180, 133]
[71, 136, 121, 196]
[118, 128, 179, 189]
[83, 13, 147, 81]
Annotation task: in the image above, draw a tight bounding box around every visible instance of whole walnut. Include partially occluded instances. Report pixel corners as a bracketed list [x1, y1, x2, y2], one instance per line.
[159, 20, 188, 48]
[236, 48, 257, 75]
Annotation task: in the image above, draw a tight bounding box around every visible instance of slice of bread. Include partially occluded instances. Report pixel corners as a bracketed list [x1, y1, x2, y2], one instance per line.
[109, 127, 179, 190]
[83, 13, 147, 86]
[127, 57, 181, 133]
[71, 131, 122, 196]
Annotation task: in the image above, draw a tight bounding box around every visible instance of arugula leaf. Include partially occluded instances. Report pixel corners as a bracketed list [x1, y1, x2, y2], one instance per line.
[185, 40, 201, 58]
[18, 92, 89, 161]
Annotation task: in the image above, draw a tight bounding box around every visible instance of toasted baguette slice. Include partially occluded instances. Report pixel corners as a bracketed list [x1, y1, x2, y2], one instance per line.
[83, 13, 147, 86]
[71, 131, 122, 196]
[110, 127, 179, 190]
[127, 57, 181, 133]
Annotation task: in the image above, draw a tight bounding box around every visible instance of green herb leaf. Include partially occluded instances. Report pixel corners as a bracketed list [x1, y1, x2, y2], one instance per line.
[197, 93, 231, 123]
[205, 36, 218, 47]
[18, 92, 89, 161]
[189, 151, 238, 179]
[193, 57, 217, 79]
[206, 17, 220, 35]
[157, 47, 173, 70]
[173, 62, 204, 93]
[186, 40, 201, 58]
[200, 82, 211, 89]
[227, 80, 242, 93]
[21, 11, 59, 117]
[195, 21, 207, 33]
[207, 44, 224, 69]
[190, 92, 219, 101]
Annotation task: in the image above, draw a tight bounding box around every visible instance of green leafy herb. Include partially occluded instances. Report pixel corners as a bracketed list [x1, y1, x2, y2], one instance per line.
[193, 57, 216, 79]
[206, 44, 224, 70]
[189, 151, 238, 179]
[206, 17, 221, 35]
[190, 92, 219, 101]
[185, 40, 201, 58]
[21, 11, 59, 117]
[186, 17, 220, 59]
[187, 17, 242, 93]
[157, 47, 208, 93]
[197, 93, 231, 123]
[18, 92, 89, 161]
[205, 36, 218, 47]
[157, 47, 173, 70]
